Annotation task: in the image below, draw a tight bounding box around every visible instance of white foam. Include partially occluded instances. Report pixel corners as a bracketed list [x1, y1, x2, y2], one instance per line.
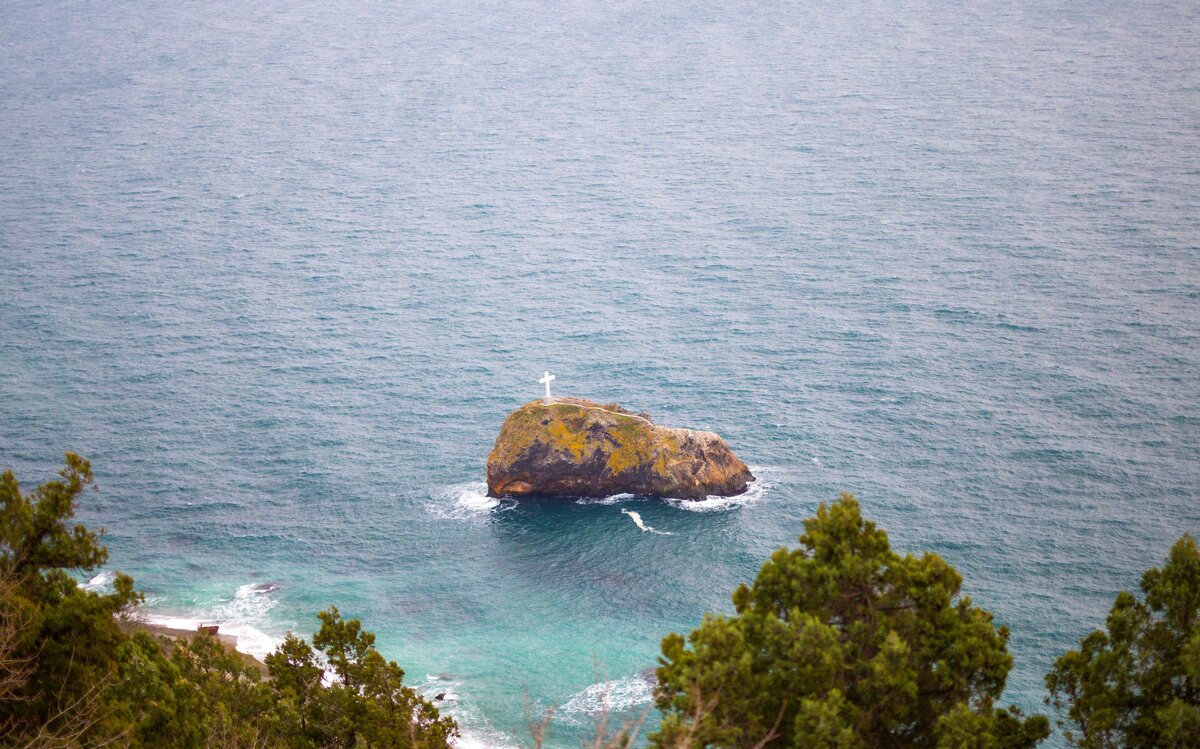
[575, 493, 639, 506]
[235, 582, 282, 597]
[620, 508, 673, 535]
[558, 675, 655, 723]
[211, 581, 279, 625]
[415, 675, 519, 749]
[622, 508, 648, 530]
[430, 482, 516, 520]
[136, 579, 284, 661]
[665, 466, 773, 513]
[83, 570, 114, 591]
[452, 729, 520, 749]
[140, 612, 280, 661]
[212, 622, 279, 661]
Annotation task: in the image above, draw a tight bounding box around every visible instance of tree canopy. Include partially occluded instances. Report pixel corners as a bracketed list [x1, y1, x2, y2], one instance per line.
[651, 492, 1049, 749]
[1045, 533, 1200, 748]
[0, 454, 456, 748]
[265, 606, 458, 749]
[0, 452, 141, 743]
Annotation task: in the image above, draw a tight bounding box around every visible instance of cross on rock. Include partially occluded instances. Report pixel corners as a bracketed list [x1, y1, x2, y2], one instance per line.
[538, 371, 556, 402]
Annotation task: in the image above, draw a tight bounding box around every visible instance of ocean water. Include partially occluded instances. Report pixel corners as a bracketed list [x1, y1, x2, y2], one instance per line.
[2, 0, 1198, 745]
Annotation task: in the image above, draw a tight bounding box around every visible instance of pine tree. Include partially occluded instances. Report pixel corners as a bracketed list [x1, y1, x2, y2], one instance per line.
[651, 492, 1048, 749]
[1046, 534, 1200, 748]
[0, 452, 139, 744]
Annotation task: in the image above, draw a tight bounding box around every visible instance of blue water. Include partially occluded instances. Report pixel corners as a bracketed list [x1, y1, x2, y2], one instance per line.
[2, 0, 1198, 744]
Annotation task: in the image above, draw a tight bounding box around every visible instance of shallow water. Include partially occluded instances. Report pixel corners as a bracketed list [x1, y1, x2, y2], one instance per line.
[2, 0, 1199, 745]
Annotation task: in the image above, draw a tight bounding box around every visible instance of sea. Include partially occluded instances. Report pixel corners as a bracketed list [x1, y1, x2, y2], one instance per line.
[1, 0, 1198, 746]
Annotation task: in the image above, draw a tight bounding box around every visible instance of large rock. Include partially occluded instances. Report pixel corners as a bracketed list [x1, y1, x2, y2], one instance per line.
[486, 398, 754, 499]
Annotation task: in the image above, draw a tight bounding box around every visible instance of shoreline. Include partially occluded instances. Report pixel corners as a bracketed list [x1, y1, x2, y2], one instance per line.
[132, 619, 241, 649]
[122, 617, 269, 676]
[123, 617, 513, 748]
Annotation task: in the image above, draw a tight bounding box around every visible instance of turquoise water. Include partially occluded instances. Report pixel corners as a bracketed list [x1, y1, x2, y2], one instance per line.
[2, 0, 1199, 744]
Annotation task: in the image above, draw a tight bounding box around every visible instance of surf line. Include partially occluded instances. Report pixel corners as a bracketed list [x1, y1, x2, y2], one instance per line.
[621, 508, 673, 535]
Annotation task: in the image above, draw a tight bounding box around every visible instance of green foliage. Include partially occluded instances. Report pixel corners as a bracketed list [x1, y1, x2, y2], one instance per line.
[651, 493, 1049, 749]
[0, 452, 140, 744]
[111, 627, 278, 747]
[1046, 533, 1200, 749]
[0, 451, 106, 577]
[0, 454, 456, 749]
[265, 606, 458, 749]
[112, 610, 461, 749]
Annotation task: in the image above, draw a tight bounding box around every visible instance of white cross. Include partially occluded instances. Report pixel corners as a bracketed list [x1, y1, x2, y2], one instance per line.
[538, 371, 556, 402]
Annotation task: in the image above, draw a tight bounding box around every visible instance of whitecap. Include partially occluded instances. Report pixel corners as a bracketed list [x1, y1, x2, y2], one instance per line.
[140, 612, 280, 662]
[136, 579, 284, 661]
[665, 466, 773, 513]
[212, 581, 280, 624]
[575, 492, 640, 506]
[452, 730, 520, 749]
[83, 570, 114, 591]
[235, 582, 282, 597]
[212, 621, 279, 661]
[430, 482, 516, 520]
[620, 508, 673, 535]
[557, 674, 655, 723]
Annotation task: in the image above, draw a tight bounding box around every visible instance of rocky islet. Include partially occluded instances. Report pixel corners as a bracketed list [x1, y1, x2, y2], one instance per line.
[486, 398, 754, 499]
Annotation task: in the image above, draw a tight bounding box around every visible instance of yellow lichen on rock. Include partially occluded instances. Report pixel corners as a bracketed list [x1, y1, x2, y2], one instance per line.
[486, 398, 753, 499]
[545, 419, 587, 461]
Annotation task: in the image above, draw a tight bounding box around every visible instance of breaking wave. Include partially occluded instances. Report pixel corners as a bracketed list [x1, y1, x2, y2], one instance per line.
[575, 493, 639, 506]
[140, 612, 280, 662]
[416, 674, 520, 749]
[664, 466, 773, 512]
[83, 570, 114, 591]
[557, 674, 655, 723]
[236, 581, 283, 597]
[429, 482, 516, 520]
[137, 580, 284, 661]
